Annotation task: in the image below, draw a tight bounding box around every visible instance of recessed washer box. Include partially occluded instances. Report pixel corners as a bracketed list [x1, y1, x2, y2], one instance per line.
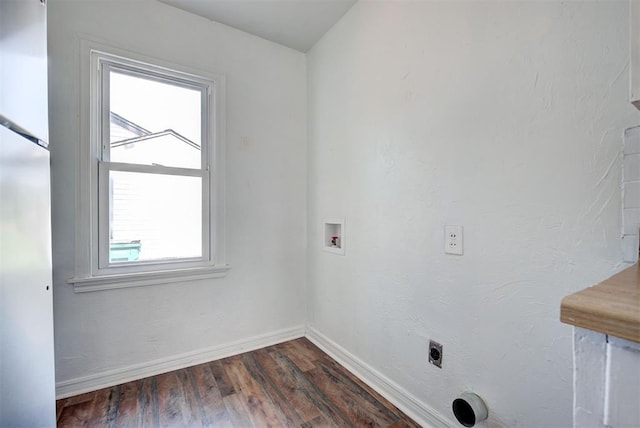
[323, 218, 345, 255]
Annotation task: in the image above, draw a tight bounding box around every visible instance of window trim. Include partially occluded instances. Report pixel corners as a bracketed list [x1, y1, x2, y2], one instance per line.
[69, 39, 228, 292]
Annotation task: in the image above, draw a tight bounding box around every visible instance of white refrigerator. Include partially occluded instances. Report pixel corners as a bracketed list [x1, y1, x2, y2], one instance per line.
[0, 0, 57, 426]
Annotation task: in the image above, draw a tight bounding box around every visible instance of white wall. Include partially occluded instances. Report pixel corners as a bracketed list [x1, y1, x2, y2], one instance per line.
[48, 0, 306, 389]
[307, 1, 639, 426]
[573, 328, 640, 428]
[623, 126, 640, 261]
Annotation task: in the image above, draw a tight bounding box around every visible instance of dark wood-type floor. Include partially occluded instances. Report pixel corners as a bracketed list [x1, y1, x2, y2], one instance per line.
[56, 337, 420, 427]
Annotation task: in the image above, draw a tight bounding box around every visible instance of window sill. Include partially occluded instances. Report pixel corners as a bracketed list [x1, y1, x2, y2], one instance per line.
[68, 264, 231, 293]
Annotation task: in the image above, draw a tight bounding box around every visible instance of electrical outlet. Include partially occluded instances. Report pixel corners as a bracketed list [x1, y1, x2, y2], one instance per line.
[445, 225, 463, 255]
[429, 340, 443, 368]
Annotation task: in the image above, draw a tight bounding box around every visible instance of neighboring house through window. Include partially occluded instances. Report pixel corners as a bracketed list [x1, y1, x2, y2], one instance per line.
[70, 42, 228, 292]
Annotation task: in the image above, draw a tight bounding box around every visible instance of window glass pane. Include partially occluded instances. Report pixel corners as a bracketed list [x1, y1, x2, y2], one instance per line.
[109, 70, 202, 169]
[109, 171, 202, 263]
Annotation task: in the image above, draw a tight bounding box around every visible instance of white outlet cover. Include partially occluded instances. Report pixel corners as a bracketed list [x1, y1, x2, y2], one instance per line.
[445, 225, 463, 255]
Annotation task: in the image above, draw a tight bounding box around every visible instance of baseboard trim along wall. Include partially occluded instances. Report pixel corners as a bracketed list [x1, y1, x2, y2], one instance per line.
[305, 326, 453, 428]
[55, 325, 306, 399]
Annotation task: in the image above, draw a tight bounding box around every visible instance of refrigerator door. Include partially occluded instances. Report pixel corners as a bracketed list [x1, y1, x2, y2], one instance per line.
[0, 0, 49, 144]
[0, 126, 56, 427]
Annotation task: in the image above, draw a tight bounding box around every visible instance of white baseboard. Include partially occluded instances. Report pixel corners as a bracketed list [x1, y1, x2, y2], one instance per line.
[306, 326, 453, 428]
[56, 325, 306, 399]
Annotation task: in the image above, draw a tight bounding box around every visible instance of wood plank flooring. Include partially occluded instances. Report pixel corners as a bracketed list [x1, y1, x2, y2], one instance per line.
[56, 337, 420, 428]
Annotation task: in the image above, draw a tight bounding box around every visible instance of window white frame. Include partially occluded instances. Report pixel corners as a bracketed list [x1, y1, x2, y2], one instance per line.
[69, 40, 228, 292]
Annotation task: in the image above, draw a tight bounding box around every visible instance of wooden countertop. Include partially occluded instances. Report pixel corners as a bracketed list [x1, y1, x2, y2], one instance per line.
[561, 264, 640, 343]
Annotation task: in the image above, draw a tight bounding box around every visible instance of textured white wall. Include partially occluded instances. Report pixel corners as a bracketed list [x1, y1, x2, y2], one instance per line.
[307, 1, 639, 426]
[623, 126, 640, 261]
[48, 0, 306, 386]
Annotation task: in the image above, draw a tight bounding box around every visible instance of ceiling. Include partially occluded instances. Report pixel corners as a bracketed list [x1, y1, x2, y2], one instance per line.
[157, 0, 357, 52]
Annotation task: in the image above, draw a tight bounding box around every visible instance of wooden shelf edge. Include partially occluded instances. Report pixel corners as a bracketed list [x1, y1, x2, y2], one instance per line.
[560, 264, 640, 343]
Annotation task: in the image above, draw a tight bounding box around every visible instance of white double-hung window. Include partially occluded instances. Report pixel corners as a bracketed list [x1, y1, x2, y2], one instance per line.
[70, 44, 228, 292]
